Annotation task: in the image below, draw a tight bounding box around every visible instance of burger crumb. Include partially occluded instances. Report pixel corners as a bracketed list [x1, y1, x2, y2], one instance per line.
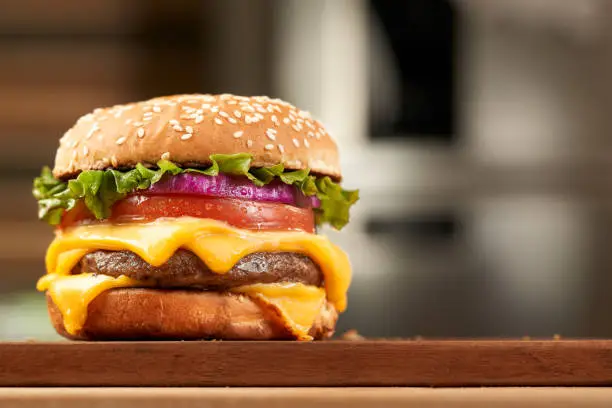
[553, 334, 562, 340]
[341, 329, 365, 341]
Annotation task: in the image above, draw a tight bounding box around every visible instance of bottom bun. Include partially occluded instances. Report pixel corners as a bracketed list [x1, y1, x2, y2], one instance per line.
[47, 288, 338, 340]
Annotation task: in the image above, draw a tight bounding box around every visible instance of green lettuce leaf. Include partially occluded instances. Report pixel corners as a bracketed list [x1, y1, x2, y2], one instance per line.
[32, 153, 358, 229]
[314, 177, 360, 230]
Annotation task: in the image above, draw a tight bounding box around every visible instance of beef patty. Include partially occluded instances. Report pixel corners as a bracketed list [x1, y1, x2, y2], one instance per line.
[76, 250, 323, 290]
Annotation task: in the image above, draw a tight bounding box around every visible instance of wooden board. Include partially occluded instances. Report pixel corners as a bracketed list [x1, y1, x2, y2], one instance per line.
[3, 388, 612, 408]
[1, 340, 612, 387]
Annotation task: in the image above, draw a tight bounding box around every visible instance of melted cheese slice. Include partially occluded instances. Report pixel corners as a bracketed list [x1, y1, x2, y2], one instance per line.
[232, 283, 326, 340]
[38, 273, 141, 335]
[38, 217, 351, 337]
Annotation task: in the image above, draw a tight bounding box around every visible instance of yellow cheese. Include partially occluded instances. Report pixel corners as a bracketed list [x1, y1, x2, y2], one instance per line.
[231, 283, 326, 340]
[38, 273, 140, 335]
[38, 217, 351, 337]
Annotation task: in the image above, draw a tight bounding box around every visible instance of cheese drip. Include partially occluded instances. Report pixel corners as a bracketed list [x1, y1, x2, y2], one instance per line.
[38, 273, 140, 335]
[38, 217, 351, 336]
[231, 283, 326, 340]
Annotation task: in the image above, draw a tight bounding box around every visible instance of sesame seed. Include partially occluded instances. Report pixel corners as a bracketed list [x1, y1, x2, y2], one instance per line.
[161, 152, 170, 160]
[211, 106, 219, 113]
[137, 128, 145, 138]
[86, 125, 99, 139]
[233, 131, 244, 138]
[266, 128, 277, 140]
[255, 113, 264, 120]
[234, 110, 242, 118]
[111, 156, 119, 167]
[306, 121, 314, 129]
[143, 111, 153, 117]
[291, 124, 300, 132]
[181, 134, 193, 140]
[308, 131, 314, 138]
[228, 117, 237, 124]
[304, 138, 310, 148]
[283, 118, 290, 125]
[292, 138, 300, 147]
[169, 119, 179, 126]
[185, 126, 194, 134]
[173, 124, 183, 132]
[315, 132, 321, 139]
[219, 111, 229, 118]
[214, 117, 223, 125]
[266, 105, 275, 113]
[264, 144, 274, 150]
[194, 116, 204, 124]
[227, 100, 237, 105]
[278, 144, 285, 154]
[153, 106, 162, 113]
[133, 121, 143, 127]
[116, 136, 127, 145]
[246, 140, 253, 147]
[201, 103, 211, 110]
[242, 106, 255, 112]
[271, 115, 279, 125]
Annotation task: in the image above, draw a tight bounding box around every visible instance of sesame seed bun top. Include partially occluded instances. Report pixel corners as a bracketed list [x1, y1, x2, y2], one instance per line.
[53, 94, 341, 180]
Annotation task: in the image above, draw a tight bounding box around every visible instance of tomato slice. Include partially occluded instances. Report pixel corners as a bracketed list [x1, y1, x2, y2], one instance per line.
[60, 195, 315, 233]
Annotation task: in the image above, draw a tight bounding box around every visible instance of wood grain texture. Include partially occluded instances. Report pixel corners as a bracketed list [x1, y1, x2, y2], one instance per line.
[3, 388, 612, 408]
[2, 340, 612, 387]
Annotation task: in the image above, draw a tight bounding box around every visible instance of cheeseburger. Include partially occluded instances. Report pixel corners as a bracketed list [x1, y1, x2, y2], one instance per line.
[33, 94, 358, 341]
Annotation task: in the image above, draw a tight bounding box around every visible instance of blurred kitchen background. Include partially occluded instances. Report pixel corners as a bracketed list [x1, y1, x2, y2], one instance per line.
[2, 0, 612, 340]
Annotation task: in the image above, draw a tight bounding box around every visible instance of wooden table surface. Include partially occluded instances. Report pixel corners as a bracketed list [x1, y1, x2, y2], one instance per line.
[2, 388, 612, 408]
[2, 340, 612, 387]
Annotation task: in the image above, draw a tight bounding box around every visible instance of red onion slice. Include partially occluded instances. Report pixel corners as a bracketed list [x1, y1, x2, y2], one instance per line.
[146, 173, 320, 208]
